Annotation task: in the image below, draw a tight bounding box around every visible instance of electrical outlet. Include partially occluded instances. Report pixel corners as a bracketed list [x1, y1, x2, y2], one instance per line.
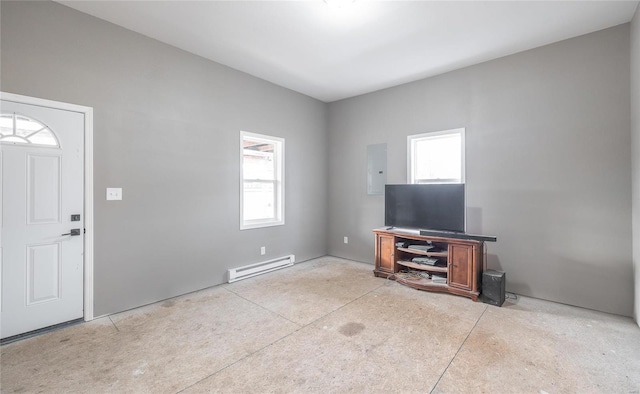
[344, 236, 348, 244]
[260, 246, 266, 255]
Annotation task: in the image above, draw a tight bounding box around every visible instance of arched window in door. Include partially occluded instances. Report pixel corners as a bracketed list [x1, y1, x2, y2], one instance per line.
[0, 113, 60, 147]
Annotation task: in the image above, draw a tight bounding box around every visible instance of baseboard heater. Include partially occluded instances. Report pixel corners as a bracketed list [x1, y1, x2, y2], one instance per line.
[228, 254, 295, 283]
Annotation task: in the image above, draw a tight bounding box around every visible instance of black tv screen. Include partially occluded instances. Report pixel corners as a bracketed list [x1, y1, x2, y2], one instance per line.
[385, 184, 465, 232]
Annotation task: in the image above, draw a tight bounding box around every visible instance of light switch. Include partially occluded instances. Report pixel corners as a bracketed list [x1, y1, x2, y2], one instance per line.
[106, 188, 122, 201]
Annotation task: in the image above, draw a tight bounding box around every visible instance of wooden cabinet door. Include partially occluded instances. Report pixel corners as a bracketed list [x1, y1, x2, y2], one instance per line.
[448, 244, 473, 290]
[377, 234, 395, 273]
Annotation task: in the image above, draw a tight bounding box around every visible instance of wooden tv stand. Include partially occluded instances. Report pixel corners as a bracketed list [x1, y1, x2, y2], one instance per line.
[373, 228, 484, 301]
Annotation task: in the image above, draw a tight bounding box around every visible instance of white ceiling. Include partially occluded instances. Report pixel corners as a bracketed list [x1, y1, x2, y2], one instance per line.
[57, 1, 639, 102]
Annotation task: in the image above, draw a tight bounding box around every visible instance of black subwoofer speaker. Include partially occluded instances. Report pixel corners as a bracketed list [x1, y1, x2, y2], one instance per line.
[481, 270, 505, 306]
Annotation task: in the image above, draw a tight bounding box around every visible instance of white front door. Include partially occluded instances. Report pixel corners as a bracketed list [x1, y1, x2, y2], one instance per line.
[1, 100, 85, 339]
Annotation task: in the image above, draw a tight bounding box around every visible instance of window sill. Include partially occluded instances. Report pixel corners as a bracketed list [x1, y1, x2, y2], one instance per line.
[240, 220, 285, 230]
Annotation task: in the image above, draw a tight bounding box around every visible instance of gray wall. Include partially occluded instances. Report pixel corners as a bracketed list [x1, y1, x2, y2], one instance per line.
[328, 25, 633, 316]
[1, 1, 328, 316]
[2, 1, 635, 319]
[632, 6, 640, 325]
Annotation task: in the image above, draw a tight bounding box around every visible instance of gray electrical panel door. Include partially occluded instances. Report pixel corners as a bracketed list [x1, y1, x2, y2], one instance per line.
[367, 143, 387, 195]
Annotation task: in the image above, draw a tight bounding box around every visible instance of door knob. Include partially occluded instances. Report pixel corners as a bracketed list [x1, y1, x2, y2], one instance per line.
[61, 229, 81, 236]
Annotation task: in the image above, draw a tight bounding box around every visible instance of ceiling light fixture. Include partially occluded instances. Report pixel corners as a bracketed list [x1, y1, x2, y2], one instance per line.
[324, 0, 355, 10]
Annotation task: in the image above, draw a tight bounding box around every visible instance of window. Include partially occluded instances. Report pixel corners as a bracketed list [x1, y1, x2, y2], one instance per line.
[408, 128, 465, 184]
[0, 113, 59, 147]
[240, 131, 284, 229]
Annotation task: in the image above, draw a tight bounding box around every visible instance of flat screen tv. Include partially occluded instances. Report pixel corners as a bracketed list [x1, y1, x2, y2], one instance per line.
[385, 184, 465, 233]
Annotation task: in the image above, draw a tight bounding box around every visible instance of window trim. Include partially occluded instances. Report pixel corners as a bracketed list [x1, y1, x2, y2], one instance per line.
[240, 131, 285, 230]
[407, 128, 465, 184]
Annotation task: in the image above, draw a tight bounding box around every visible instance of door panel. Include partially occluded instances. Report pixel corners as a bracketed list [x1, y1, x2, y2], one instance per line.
[27, 243, 61, 305]
[448, 244, 472, 290]
[377, 235, 395, 273]
[1, 100, 84, 339]
[27, 154, 61, 224]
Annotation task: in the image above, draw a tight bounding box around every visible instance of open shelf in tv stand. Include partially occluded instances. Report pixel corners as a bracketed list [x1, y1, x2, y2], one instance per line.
[373, 228, 483, 301]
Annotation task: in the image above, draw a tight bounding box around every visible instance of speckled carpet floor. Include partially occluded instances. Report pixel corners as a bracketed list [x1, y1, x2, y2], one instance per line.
[2, 256, 639, 393]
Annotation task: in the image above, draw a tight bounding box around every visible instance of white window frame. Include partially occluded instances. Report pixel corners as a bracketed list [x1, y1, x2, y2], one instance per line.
[0, 113, 61, 147]
[240, 131, 285, 230]
[407, 128, 465, 184]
